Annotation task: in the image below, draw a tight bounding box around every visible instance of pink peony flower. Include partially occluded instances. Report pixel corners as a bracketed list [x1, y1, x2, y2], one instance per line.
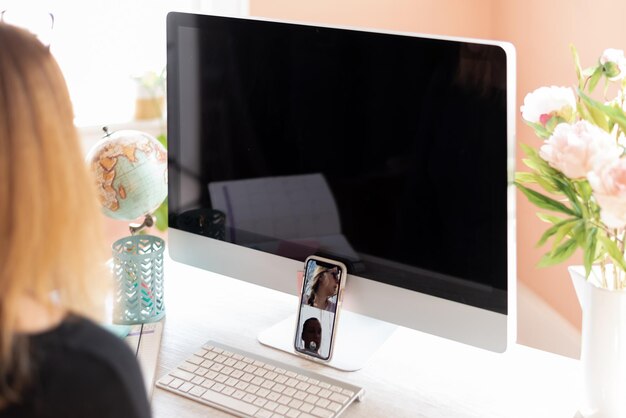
[520, 86, 576, 126]
[600, 48, 626, 81]
[588, 158, 626, 228]
[539, 120, 620, 179]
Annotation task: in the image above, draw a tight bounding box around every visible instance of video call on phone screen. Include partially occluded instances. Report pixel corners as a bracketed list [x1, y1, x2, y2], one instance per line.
[295, 259, 342, 360]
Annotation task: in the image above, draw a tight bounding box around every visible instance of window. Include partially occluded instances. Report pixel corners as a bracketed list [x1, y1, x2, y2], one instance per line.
[0, 0, 248, 127]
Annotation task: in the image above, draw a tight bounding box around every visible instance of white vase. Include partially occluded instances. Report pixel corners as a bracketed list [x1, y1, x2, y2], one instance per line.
[569, 265, 626, 418]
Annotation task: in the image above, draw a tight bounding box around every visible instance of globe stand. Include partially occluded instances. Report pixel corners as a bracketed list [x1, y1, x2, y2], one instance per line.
[129, 214, 155, 235]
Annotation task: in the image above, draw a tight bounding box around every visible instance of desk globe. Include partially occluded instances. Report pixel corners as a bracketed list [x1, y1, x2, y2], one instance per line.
[87, 129, 167, 324]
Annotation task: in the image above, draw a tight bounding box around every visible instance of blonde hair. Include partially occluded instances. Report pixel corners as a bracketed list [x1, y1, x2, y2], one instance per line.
[0, 23, 108, 405]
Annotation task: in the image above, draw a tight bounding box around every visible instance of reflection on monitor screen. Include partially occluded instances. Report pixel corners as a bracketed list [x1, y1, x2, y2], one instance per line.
[167, 13, 516, 354]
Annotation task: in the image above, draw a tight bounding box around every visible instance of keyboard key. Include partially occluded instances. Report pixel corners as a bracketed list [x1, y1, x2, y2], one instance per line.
[261, 380, 275, 390]
[311, 406, 333, 418]
[265, 371, 278, 380]
[179, 382, 194, 393]
[187, 355, 204, 365]
[232, 353, 244, 360]
[243, 393, 257, 403]
[275, 405, 290, 415]
[171, 369, 194, 381]
[285, 371, 298, 378]
[278, 395, 292, 405]
[215, 355, 228, 364]
[305, 394, 319, 404]
[169, 378, 184, 389]
[201, 380, 215, 390]
[253, 398, 268, 408]
[254, 368, 268, 377]
[327, 402, 341, 412]
[316, 398, 330, 409]
[222, 386, 235, 396]
[265, 401, 279, 411]
[318, 382, 331, 389]
[191, 376, 205, 385]
[212, 347, 224, 354]
[341, 389, 354, 397]
[306, 385, 321, 395]
[296, 382, 310, 391]
[158, 375, 174, 385]
[294, 390, 308, 400]
[233, 390, 246, 400]
[196, 366, 208, 375]
[212, 383, 225, 392]
[273, 384, 286, 393]
[300, 402, 314, 413]
[244, 364, 258, 373]
[246, 384, 260, 394]
[283, 387, 297, 397]
[199, 390, 259, 416]
[204, 370, 218, 380]
[296, 374, 308, 382]
[286, 408, 301, 418]
[267, 391, 281, 401]
[256, 388, 270, 398]
[189, 386, 207, 397]
[330, 385, 343, 392]
[329, 393, 349, 404]
[251, 376, 265, 386]
[317, 389, 331, 399]
[286, 378, 299, 388]
[194, 349, 207, 357]
[255, 410, 272, 418]
[288, 399, 303, 409]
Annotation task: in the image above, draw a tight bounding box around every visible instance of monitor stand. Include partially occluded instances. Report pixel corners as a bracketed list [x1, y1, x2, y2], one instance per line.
[258, 310, 397, 372]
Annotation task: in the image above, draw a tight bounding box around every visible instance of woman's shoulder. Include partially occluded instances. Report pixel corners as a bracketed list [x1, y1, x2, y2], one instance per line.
[25, 315, 151, 417]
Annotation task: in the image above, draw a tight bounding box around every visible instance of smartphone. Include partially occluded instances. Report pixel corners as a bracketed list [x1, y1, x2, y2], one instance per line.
[294, 255, 347, 362]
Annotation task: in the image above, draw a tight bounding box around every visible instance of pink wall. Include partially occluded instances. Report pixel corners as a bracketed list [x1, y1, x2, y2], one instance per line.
[250, 0, 626, 335]
[250, 0, 495, 39]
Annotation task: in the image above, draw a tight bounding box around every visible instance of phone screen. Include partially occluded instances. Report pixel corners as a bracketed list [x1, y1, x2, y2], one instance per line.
[294, 257, 344, 361]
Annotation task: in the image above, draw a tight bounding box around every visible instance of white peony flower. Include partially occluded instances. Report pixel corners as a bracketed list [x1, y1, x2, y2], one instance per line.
[539, 120, 621, 179]
[588, 158, 626, 228]
[600, 48, 626, 81]
[520, 86, 576, 126]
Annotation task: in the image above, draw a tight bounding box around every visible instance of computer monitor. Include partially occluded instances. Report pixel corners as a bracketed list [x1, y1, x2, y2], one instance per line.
[166, 12, 516, 367]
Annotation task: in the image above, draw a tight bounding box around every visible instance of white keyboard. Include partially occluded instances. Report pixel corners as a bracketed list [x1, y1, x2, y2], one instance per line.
[156, 341, 364, 418]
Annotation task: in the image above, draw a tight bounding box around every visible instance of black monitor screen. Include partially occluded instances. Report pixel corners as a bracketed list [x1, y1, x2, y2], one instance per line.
[167, 13, 509, 314]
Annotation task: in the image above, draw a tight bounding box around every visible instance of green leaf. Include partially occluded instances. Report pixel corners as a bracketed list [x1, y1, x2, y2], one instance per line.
[570, 44, 584, 89]
[520, 142, 539, 158]
[551, 220, 579, 251]
[579, 89, 626, 133]
[156, 134, 167, 147]
[537, 220, 567, 247]
[515, 172, 536, 183]
[537, 239, 578, 267]
[588, 66, 603, 93]
[515, 182, 576, 215]
[523, 120, 552, 139]
[534, 174, 560, 194]
[569, 220, 587, 247]
[583, 227, 598, 277]
[552, 177, 583, 216]
[597, 234, 626, 271]
[153, 198, 168, 232]
[536, 213, 565, 224]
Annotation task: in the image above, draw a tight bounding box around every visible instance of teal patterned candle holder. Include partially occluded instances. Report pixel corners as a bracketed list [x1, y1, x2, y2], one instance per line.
[112, 235, 165, 324]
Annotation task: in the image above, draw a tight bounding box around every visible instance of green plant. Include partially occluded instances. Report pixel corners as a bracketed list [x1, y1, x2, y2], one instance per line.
[516, 46, 626, 288]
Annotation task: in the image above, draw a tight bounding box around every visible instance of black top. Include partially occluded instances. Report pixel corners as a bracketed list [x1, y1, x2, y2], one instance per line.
[1, 316, 151, 418]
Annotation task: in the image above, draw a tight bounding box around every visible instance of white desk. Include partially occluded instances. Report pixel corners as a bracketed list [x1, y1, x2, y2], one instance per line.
[151, 258, 581, 417]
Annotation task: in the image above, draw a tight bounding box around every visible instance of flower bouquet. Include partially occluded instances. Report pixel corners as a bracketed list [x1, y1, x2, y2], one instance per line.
[516, 46, 626, 289]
